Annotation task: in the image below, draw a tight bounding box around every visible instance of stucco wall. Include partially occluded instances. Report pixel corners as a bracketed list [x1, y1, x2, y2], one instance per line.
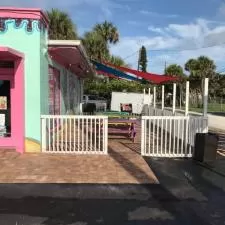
[0, 19, 47, 145]
[40, 29, 49, 116]
[0, 18, 84, 154]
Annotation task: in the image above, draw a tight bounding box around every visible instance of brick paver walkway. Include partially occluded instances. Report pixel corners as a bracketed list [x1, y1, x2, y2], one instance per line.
[0, 140, 158, 184]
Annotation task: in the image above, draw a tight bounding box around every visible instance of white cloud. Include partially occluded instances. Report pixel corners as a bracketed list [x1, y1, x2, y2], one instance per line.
[110, 18, 225, 73]
[140, 10, 178, 18]
[148, 26, 166, 35]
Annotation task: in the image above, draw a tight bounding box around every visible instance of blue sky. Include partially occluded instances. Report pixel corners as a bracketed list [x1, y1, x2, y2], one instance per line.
[1, 0, 225, 73]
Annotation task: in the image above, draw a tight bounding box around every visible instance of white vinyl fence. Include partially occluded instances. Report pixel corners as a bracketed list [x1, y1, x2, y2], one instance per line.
[141, 116, 208, 157]
[41, 115, 108, 154]
[147, 106, 188, 117]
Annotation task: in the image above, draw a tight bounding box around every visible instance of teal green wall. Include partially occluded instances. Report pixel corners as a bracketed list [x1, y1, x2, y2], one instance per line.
[0, 19, 84, 145]
[0, 19, 48, 143]
[40, 30, 49, 116]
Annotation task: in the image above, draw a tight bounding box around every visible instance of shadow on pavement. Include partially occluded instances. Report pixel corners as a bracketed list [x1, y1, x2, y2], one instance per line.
[0, 183, 214, 225]
[145, 157, 225, 222]
[0, 158, 225, 224]
[108, 145, 155, 183]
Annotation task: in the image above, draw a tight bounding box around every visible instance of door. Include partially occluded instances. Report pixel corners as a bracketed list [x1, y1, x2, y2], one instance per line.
[49, 66, 61, 115]
[0, 52, 24, 153]
[0, 75, 13, 146]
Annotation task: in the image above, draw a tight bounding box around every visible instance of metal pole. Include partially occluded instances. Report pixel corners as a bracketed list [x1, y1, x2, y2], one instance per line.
[162, 85, 164, 110]
[172, 83, 176, 115]
[203, 78, 208, 117]
[185, 81, 189, 116]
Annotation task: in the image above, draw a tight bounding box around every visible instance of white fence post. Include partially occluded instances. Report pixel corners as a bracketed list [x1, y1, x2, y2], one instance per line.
[41, 117, 47, 152]
[104, 117, 108, 154]
[141, 118, 145, 155]
[143, 88, 146, 104]
[185, 81, 189, 116]
[148, 88, 151, 105]
[153, 86, 156, 108]
[172, 83, 176, 115]
[162, 85, 165, 110]
[203, 78, 209, 117]
[203, 117, 208, 133]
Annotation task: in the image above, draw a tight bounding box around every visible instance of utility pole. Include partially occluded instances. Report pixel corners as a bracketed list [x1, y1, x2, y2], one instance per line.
[164, 61, 167, 74]
[137, 48, 141, 71]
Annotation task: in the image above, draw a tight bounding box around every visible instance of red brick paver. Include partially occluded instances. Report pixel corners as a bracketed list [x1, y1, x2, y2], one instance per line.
[0, 140, 158, 184]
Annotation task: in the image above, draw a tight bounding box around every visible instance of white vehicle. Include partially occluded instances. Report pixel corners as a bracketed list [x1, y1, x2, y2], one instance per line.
[82, 95, 107, 111]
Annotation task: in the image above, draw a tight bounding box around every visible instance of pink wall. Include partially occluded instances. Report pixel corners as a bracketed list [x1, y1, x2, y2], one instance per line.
[0, 48, 24, 153]
[13, 58, 25, 153]
[0, 7, 48, 27]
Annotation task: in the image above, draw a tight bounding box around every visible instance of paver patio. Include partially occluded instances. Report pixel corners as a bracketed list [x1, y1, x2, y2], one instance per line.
[0, 139, 158, 184]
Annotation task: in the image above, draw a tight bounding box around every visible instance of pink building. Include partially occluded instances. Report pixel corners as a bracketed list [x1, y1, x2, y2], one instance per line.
[0, 7, 92, 153]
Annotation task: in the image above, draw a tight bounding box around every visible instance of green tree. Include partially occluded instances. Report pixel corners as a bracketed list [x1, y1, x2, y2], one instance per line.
[138, 46, 148, 72]
[165, 64, 186, 108]
[165, 64, 184, 77]
[185, 56, 216, 107]
[84, 78, 150, 101]
[83, 21, 119, 61]
[47, 8, 78, 40]
[82, 31, 109, 60]
[108, 55, 129, 67]
[93, 21, 119, 45]
[185, 56, 216, 81]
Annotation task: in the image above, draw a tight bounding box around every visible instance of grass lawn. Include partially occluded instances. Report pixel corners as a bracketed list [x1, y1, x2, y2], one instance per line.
[183, 103, 225, 113]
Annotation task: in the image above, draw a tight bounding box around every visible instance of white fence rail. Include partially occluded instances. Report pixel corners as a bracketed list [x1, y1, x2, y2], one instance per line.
[41, 115, 108, 154]
[147, 106, 201, 117]
[141, 116, 208, 157]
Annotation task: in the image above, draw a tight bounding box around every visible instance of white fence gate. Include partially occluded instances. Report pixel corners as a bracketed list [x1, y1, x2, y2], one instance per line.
[41, 115, 108, 154]
[141, 116, 208, 157]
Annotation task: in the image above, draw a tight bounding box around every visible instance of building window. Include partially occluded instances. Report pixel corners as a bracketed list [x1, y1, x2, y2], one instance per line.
[49, 66, 60, 115]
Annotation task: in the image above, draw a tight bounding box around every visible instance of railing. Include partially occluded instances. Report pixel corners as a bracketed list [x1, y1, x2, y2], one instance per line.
[141, 116, 208, 157]
[41, 115, 108, 154]
[147, 105, 201, 117]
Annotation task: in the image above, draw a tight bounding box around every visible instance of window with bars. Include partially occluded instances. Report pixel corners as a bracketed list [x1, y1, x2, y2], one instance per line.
[49, 66, 61, 115]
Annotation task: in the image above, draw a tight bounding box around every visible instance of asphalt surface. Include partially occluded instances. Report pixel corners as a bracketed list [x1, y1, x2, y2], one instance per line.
[0, 158, 225, 225]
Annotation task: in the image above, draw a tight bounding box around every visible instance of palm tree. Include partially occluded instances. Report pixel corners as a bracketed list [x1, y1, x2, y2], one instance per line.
[185, 56, 216, 80]
[47, 8, 78, 40]
[93, 21, 119, 45]
[82, 31, 109, 60]
[108, 55, 128, 67]
[165, 64, 186, 108]
[82, 21, 120, 62]
[185, 56, 216, 107]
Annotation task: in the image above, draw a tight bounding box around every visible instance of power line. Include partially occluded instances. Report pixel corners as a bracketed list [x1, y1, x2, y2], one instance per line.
[122, 42, 225, 61]
[123, 50, 139, 60]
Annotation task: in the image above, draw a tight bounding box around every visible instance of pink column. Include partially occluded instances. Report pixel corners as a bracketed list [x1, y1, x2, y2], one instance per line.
[12, 58, 25, 153]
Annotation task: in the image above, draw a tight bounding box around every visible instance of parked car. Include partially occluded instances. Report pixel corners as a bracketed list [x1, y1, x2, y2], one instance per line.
[82, 95, 107, 112]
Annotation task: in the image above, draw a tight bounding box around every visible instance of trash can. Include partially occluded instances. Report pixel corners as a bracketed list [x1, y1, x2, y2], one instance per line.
[194, 133, 218, 163]
[82, 103, 96, 114]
